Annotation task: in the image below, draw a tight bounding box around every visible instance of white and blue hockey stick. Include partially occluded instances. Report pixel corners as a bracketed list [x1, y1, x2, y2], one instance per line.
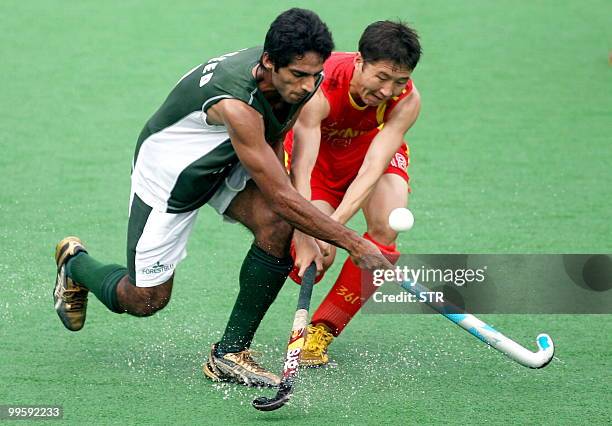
[400, 280, 554, 368]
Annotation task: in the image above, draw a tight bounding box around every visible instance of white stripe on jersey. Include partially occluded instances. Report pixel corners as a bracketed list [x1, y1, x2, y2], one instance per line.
[131, 110, 230, 212]
[177, 64, 203, 85]
[201, 94, 235, 113]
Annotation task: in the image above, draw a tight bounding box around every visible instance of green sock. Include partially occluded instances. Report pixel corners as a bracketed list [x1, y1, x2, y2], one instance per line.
[216, 243, 293, 354]
[67, 253, 126, 314]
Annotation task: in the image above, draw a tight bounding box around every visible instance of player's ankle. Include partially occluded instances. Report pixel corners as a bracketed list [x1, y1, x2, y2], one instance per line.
[313, 322, 332, 333]
[214, 343, 246, 357]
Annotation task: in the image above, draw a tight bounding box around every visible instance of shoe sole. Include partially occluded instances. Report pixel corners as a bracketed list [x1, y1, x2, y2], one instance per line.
[53, 237, 88, 332]
[53, 266, 67, 311]
[202, 362, 224, 382]
[299, 358, 329, 368]
[202, 360, 278, 388]
[53, 265, 87, 332]
[220, 364, 277, 388]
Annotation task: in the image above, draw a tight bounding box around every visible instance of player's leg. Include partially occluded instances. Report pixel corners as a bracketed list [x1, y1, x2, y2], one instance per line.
[362, 172, 408, 246]
[362, 145, 410, 249]
[203, 180, 294, 387]
[218, 180, 294, 350]
[54, 194, 196, 330]
[302, 150, 409, 366]
[309, 175, 407, 330]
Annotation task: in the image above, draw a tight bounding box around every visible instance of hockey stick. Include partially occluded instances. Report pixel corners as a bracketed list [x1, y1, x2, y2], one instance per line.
[400, 279, 554, 368]
[252, 263, 317, 411]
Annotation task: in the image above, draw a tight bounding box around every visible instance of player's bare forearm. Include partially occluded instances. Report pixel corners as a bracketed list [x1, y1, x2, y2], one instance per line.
[332, 130, 405, 224]
[271, 185, 361, 251]
[331, 159, 387, 224]
[289, 125, 320, 200]
[290, 90, 327, 199]
[255, 160, 359, 250]
[218, 99, 366, 253]
[333, 90, 422, 223]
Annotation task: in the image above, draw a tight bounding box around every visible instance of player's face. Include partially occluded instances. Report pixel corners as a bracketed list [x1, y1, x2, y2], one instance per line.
[268, 52, 325, 104]
[355, 59, 412, 106]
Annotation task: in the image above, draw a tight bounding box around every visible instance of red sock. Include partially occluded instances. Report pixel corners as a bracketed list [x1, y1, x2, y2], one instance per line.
[311, 233, 400, 336]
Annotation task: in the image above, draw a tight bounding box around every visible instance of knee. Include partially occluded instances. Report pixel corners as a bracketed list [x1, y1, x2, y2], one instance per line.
[367, 222, 398, 247]
[253, 211, 293, 254]
[130, 285, 172, 317]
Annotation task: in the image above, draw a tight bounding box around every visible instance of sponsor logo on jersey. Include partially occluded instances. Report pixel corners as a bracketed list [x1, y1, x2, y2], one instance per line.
[390, 152, 408, 171]
[322, 126, 369, 140]
[142, 261, 174, 275]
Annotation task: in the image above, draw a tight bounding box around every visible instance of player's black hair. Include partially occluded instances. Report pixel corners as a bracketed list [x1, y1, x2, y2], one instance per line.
[263, 8, 334, 69]
[359, 21, 421, 70]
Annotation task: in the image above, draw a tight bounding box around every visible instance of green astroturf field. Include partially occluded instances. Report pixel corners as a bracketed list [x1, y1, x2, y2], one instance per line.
[1, 0, 611, 424]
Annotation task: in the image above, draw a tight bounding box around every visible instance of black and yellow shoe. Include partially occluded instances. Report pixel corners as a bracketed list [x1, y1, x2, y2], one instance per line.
[300, 323, 334, 367]
[202, 344, 280, 388]
[54, 236, 88, 331]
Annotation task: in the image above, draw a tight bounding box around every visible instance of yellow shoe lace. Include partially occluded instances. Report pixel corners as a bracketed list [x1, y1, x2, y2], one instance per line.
[305, 324, 334, 355]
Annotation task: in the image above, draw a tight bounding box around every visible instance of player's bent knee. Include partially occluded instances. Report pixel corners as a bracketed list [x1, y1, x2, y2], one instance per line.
[132, 286, 172, 317]
[254, 213, 293, 253]
[121, 279, 173, 317]
[367, 223, 398, 246]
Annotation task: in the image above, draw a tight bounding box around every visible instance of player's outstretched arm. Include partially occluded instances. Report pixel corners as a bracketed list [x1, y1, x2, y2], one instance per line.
[211, 99, 390, 270]
[290, 89, 331, 276]
[290, 88, 329, 199]
[332, 88, 421, 225]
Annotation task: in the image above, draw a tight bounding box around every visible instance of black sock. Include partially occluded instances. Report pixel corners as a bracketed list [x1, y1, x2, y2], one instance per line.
[216, 244, 293, 354]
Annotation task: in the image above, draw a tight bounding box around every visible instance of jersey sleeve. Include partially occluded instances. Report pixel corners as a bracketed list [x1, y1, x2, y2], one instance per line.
[198, 48, 263, 115]
[201, 77, 257, 114]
